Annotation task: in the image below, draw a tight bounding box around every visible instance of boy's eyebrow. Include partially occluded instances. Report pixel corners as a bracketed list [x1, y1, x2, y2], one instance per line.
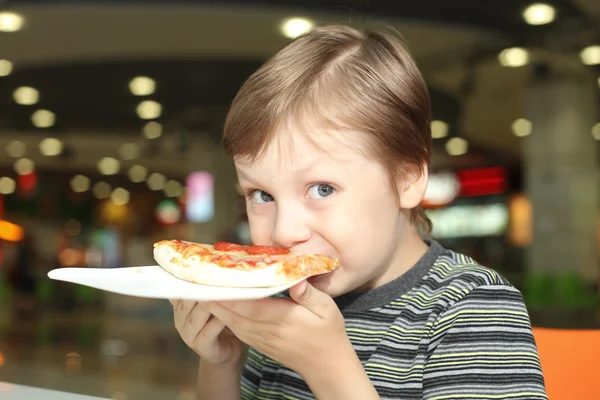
[236, 168, 260, 183]
[238, 163, 323, 181]
[236, 168, 275, 186]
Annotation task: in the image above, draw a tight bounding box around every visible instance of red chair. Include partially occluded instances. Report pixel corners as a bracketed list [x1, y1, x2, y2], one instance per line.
[533, 328, 600, 399]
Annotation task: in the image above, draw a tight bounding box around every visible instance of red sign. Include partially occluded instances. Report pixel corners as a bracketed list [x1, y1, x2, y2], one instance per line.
[423, 167, 507, 208]
[457, 167, 507, 197]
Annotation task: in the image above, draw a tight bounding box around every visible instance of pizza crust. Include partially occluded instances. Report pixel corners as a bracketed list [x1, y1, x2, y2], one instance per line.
[153, 244, 296, 288]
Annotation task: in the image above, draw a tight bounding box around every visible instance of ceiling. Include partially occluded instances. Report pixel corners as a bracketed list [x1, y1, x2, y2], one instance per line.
[0, 0, 598, 169]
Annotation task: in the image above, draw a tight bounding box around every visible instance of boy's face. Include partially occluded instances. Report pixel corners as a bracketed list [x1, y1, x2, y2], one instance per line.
[235, 125, 414, 297]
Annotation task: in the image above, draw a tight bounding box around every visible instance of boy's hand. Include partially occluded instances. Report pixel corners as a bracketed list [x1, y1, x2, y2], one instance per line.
[171, 299, 243, 366]
[203, 280, 355, 380]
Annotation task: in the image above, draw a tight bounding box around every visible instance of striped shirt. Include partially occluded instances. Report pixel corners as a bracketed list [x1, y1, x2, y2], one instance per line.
[241, 241, 548, 399]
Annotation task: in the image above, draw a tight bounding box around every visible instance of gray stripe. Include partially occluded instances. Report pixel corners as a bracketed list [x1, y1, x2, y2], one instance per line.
[335, 240, 446, 312]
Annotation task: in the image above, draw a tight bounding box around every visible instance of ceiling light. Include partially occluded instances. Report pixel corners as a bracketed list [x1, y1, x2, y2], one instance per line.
[119, 142, 141, 160]
[6, 140, 26, 158]
[142, 121, 162, 139]
[511, 118, 533, 137]
[13, 86, 39, 105]
[129, 76, 156, 96]
[0, 59, 13, 77]
[431, 120, 449, 139]
[522, 3, 556, 25]
[0, 177, 16, 195]
[592, 123, 600, 141]
[147, 173, 166, 191]
[445, 137, 468, 156]
[70, 175, 91, 193]
[14, 158, 34, 175]
[280, 17, 314, 39]
[110, 188, 130, 206]
[93, 182, 112, 199]
[164, 180, 183, 198]
[97, 157, 120, 175]
[39, 137, 63, 156]
[579, 45, 600, 66]
[136, 100, 161, 120]
[0, 12, 24, 33]
[128, 165, 148, 183]
[498, 47, 529, 67]
[31, 109, 56, 128]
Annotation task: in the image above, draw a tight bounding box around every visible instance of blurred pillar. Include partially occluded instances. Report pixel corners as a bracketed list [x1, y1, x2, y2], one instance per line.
[187, 136, 238, 244]
[525, 76, 599, 283]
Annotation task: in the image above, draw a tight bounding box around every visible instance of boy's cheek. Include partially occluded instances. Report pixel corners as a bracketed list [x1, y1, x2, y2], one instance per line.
[247, 216, 273, 245]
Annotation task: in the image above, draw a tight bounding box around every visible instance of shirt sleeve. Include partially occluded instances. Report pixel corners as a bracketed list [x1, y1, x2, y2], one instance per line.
[423, 284, 548, 400]
[240, 346, 265, 400]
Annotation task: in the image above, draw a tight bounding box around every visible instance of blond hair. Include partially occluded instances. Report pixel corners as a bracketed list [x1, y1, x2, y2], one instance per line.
[223, 25, 432, 235]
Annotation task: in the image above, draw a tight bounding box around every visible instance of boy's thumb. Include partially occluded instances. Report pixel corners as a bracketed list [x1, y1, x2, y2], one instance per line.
[289, 279, 332, 317]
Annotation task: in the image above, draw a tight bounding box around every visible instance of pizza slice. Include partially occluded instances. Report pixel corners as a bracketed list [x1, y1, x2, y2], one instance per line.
[153, 240, 340, 288]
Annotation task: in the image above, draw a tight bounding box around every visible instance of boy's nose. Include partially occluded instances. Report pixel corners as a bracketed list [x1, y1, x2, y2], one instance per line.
[271, 207, 311, 249]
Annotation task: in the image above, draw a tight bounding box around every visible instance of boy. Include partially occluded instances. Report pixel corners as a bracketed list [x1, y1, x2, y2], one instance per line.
[171, 25, 547, 399]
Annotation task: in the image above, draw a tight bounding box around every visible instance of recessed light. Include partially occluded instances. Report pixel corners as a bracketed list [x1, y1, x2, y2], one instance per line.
[431, 120, 449, 139]
[110, 188, 130, 206]
[592, 123, 600, 140]
[147, 173, 166, 191]
[579, 45, 600, 66]
[522, 3, 556, 26]
[97, 157, 120, 175]
[128, 165, 148, 183]
[0, 177, 16, 195]
[39, 137, 63, 156]
[31, 109, 56, 128]
[511, 118, 533, 137]
[136, 100, 162, 120]
[164, 180, 183, 197]
[93, 182, 112, 199]
[142, 121, 163, 139]
[498, 47, 529, 67]
[445, 138, 468, 156]
[0, 12, 24, 33]
[129, 76, 156, 96]
[14, 158, 35, 175]
[13, 86, 39, 105]
[280, 17, 314, 39]
[70, 175, 91, 193]
[0, 59, 13, 77]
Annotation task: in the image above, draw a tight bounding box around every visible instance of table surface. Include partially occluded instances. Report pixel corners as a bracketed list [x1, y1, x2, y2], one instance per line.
[0, 381, 109, 400]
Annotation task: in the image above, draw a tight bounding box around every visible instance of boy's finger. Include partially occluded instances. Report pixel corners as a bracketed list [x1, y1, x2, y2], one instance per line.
[218, 298, 297, 323]
[289, 280, 333, 318]
[204, 301, 252, 329]
[194, 316, 226, 348]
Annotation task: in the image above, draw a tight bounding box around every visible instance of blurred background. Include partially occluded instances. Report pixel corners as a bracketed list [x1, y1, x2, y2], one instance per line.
[0, 0, 598, 398]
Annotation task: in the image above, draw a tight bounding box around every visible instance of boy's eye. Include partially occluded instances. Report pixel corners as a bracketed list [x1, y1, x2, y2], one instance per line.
[251, 190, 274, 204]
[307, 184, 335, 200]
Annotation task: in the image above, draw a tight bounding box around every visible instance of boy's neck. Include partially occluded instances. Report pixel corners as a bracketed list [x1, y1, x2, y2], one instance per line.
[359, 227, 429, 292]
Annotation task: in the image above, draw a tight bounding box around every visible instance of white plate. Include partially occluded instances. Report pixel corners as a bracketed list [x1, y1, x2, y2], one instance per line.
[47, 266, 304, 301]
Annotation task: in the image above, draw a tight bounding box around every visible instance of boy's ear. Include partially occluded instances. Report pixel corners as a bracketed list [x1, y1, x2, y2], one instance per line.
[398, 165, 428, 209]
